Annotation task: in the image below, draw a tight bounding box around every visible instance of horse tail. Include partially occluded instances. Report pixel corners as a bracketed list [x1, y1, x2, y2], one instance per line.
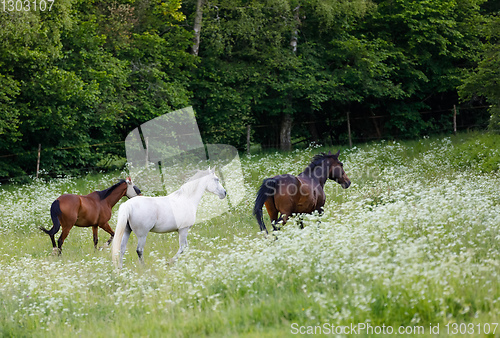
[40, 200, 62, 236]
[112, 201, 131, 268]
[253, 178, 277, 233]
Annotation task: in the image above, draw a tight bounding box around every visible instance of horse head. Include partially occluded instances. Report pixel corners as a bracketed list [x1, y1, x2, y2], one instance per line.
[206, 167, 227, 199]
[125, 177, 142, 198]
[328, 151, 351, 189]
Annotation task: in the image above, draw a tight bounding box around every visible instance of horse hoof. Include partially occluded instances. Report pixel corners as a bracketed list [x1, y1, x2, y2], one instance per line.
[51, 247, 61, 256]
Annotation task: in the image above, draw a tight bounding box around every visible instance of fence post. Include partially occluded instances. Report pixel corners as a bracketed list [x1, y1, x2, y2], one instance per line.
[453, 105, 457, 135]
[36, 144, 41, 179]
[347, 111, 352, 148]
[145, 137, 149, 168]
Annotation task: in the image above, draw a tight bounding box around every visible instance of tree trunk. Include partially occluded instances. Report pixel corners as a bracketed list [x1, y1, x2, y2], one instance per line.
[280, 114, 293, 151]
[290, 5, 300, 53]
[372, 116, 382, 139]
[191, 0, 204, 56]
[280, 5, 300, 152]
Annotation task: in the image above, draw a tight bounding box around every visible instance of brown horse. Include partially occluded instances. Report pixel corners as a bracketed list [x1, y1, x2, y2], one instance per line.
[253, 151, 350, 233]
[40, 177, 141, 255]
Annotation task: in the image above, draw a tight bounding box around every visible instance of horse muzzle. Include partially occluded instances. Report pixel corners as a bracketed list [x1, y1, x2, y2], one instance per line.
[341, 180, 351, 189]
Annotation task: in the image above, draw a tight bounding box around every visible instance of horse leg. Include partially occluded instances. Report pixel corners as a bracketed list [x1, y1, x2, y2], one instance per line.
[272, 210, 291, 230]
[272, 215, 282, 231]
[136, 235, 148, 265]
[54, 213, 77, 255]
[56, 223, 74, 255]
[264, 199, 279, 232]
[99, 222, 115, 248]
[118, 224, 132, 269]
[170, 227, 189, 264]
[92, 225, 99, 249]
[49, 234, 57, 249]
[279, 211, 291, 228]
[316, 207, 324, 226]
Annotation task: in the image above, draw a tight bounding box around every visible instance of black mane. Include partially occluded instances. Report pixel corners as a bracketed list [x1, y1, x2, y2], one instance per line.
[96, 180, 126, 200]
[303, 152, 339, 172]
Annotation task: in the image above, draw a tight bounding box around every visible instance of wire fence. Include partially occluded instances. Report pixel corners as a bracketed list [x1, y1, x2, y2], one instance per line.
[0, 105, 492, 184]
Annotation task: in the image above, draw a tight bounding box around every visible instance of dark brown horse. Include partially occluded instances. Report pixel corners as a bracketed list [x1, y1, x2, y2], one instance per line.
[253, 151, 350, 233]
[40, 177, 141, 255]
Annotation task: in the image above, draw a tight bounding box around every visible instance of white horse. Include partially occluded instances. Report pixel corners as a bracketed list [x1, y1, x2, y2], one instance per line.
[111, 168, 226, 268]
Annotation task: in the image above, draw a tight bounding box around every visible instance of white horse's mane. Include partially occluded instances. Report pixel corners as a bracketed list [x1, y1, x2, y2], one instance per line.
[186, 169, 212, 182]
[177, 169, 213, 195]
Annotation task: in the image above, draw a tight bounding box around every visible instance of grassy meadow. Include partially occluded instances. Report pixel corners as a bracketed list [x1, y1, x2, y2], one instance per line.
[0, 133, 499, 337]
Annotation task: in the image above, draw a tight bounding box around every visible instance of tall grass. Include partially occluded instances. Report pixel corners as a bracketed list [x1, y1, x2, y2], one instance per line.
[0, 133, 499, 337]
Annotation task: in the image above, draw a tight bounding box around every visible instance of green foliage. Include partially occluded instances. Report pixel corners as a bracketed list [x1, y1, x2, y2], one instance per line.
[0, 0, 193, 178]
[450, 132, 500, 173]
[0, 0, 496, 176]
[191, 0, 490, 147]
[193, 0, 374, 147]
[355, 0, 488, 137]
[459, 13, 500, 133]
[0, 74, 21, 159]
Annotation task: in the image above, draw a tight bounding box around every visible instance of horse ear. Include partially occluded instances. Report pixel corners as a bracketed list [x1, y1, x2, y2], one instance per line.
[328, 151, 332, 155]
[335, 150, 340, 157]
[126, 176, 131, 183]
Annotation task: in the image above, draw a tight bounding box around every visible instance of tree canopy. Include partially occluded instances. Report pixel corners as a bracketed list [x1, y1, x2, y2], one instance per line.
[0, 0, 497, 178]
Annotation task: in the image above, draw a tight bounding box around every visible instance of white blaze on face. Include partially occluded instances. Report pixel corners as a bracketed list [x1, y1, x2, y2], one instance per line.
[125, 177, 139, 198]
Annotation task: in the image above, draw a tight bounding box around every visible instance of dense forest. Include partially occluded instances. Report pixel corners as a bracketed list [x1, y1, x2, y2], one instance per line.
[0, 0, 499, 179]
